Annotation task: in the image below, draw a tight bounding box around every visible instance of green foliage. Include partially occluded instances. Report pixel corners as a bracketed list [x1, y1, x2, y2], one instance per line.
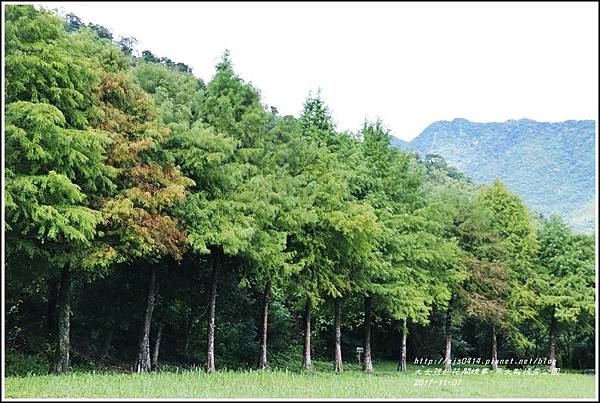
[300, 89, 336, 138]
[353, 120, 440, 324]
[534, 216, 595, 323]
[5, 352, 49, 377]
[4, 7, 116, 271]
[478, 179, 538, 279]
[5, 101, 115, 193]
[5, 6, 102, 129]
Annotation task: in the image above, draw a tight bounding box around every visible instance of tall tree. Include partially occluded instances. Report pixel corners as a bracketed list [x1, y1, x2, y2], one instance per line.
[173, 52, 288, 372]
[292, 94, 380, 373]
[5, 5, 118, 373]
[68, 25, 193, 373]
[477, 179, 541, 358]
[533, 216, 595, 372]
[418, 188, 473, 371]
[453, 194, 512, 370]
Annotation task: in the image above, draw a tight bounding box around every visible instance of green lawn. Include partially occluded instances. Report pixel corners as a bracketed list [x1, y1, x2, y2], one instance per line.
[4, 361, 597, 399]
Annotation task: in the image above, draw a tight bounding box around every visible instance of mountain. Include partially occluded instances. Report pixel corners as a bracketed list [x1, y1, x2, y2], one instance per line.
[389, 136, 408, 149]
[393, 118, 596, 233]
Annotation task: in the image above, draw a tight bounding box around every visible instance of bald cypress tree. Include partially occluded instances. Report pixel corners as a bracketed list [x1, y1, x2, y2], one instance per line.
[356, 120, 442, 373]
[532, 217, 594, 372]
[6, 5, 193, 373]
[172, 52, 291, 372]
[293, 94, 382, 373]
[4, 6, 119, 374]
[97, 63, 191, 375]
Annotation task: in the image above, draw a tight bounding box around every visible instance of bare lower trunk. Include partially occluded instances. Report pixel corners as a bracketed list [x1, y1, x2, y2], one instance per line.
[46, 277, 58, 364]
[491, 325, 498, 370]
[302, 297, 313, 371]
[258, 281, 271, 369]
[135, 267, 156, 373]
[183, 316, 192, 356]
[549, 312, 557, 372]
[398, 317, 407, 371]
[206, 259, 218, 373]
[102, 326, 114, 359]
[152, 322, 163, 369]
[362, 296, 373, 372]
[444, 305, 452, 372]
[334, 298, 343, 372]
[53, 267, 71, 374]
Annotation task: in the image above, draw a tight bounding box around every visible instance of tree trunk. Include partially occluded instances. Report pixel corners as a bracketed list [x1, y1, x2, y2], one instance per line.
[444, 304, 452, 372]
[53, 267, 71, 374]
[183, 315, 192, 356]
[334, 297, 343, 372]
[398, 317, 407, 371]
[135, 267, 156, 373]
[302, 297, 313, 371]
[562, 329, 572, 369]
[362, 295, 373, 372]
[549, 312, 557, 372]
[46, 277, 58, 364]
[102, 325, 115, 359]
[152, 322, 163, 370]
[206, 258, 218, 373]
[101, 298, 117, 361]
[258, 281, 271, 369]
[491, 325, 498, 370]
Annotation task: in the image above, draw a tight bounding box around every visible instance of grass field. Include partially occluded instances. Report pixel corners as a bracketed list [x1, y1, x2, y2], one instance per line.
[4, 361, 597, 399]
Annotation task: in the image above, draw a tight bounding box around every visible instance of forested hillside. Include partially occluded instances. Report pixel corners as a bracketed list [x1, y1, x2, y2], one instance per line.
[4, 5, 595, 380]
[395, 118, 596, 233]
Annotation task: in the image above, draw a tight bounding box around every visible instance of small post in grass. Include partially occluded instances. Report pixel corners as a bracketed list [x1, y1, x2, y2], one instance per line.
[356, 346, 364, 366]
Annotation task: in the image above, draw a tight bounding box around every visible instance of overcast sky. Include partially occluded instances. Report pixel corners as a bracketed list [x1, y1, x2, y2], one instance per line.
[32, 1, 599, 140]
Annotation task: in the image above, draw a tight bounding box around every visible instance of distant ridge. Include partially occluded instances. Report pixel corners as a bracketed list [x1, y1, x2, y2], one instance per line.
[393, 118, 596, 233]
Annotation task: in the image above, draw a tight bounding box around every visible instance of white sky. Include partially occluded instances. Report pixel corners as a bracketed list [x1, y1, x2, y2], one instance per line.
[29, 1, 600, 140]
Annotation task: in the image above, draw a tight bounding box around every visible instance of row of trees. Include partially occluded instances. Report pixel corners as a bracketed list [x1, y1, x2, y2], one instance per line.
[4, 5, 596, 376]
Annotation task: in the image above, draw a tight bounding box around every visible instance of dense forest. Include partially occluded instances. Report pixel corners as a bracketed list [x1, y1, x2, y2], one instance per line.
[4, 5, 596, 377]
